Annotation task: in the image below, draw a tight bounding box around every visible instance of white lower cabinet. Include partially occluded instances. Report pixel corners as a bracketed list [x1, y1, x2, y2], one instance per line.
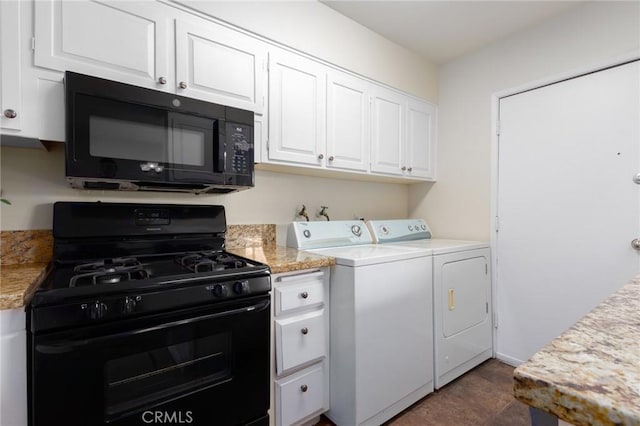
[272, 268, 330, 426]
[0, 308, 27, 426]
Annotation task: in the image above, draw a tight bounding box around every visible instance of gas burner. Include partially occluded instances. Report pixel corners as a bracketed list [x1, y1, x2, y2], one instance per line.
[70, 264, 149, 287]
[176, 251, 248, 273]
[74, 257, 142, 272]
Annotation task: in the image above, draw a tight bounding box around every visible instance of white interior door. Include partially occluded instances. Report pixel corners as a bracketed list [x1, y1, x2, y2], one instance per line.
[496, 60, 640, 365]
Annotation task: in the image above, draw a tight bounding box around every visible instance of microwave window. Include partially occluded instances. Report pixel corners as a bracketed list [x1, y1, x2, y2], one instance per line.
[89, 116, 206, 167]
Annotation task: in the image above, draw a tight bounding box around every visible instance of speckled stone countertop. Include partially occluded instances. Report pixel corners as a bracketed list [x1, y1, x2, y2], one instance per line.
[1, 226, 334, 309]
[513, 275, 640, 426]
[227, 245, 335, 274]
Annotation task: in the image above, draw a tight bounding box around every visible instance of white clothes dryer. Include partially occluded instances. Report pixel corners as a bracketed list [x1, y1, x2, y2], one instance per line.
[287, 221, 434, 425]
[367, 219, 493, 389]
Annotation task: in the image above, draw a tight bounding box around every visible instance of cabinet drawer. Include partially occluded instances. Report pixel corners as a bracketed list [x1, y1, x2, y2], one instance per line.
[275, 309, 326, 374]
[275, 279, 324, 315]
[275, 363, 325, 426]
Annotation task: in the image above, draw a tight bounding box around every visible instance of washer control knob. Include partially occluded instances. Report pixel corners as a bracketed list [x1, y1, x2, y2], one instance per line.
[122, 296, 137, 314]
[351, 225, 362, 237]
[212, 284, 228, 298]
[233, 280, 250, 295]
[380, 225, 389, 235]
[303, 229, 311, 238]
[421, 225, 427, 230]
[408, 225, 414, 231]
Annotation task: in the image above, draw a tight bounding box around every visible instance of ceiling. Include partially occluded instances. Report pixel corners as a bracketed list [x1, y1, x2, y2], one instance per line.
[321, 1, 584, 64]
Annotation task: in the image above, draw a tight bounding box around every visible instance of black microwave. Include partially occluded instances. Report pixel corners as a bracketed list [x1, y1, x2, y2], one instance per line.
[65, 71, 254, 194]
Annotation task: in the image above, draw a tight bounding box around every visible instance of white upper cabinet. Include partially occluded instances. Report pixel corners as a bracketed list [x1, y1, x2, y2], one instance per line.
[326, 70, 370, 172]
[35, 0, 171, 91]
[175, 19, 265, 113]
[406, 98, 437, 180]
[370, 84, 405, 175]
[1, 0, 22, 132]
[268, 50, 326, 166]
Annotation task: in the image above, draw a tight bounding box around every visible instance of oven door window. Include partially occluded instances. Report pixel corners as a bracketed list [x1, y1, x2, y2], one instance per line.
[71, 94, 220, 181]
[104, 333, 232, 419]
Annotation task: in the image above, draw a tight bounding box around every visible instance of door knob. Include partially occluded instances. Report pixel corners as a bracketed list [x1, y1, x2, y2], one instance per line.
[158, 76, 167, 85]
[631, 239, 640, 250]
[318, 154, 324, 160]
[178, 81, 188, 89]
[3, 109, 17, 119]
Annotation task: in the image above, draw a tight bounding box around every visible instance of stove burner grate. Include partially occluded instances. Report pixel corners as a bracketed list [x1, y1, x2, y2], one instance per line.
[176, 251, 247, 273]
[70, 258, 149, 287]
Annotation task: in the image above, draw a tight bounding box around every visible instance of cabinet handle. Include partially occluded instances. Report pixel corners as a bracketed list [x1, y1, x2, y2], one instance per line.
[300, 384, 308, 392]
[178, 81, 188, 89]
[408, 167, 413, 172]
[300, 291, 309, 299]
[318, 154, 324, 160]
[328, 156, 334, 161]
[401, 166, 407, 171]
[301, 327, 309, 335]
[158, 77, 167, 85]
[3, 109, 17, 119]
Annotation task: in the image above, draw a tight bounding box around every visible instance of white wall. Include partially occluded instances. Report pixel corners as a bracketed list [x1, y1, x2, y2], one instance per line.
[408, 1, 640, 241]
[0, 0, 437, 233]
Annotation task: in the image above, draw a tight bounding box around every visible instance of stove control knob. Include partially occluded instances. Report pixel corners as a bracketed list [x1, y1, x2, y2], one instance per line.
[88, 301, 108, 320]
[122, 296, 137, 314]
[212, 284, 228, 298]
[233, 280, 250, 295]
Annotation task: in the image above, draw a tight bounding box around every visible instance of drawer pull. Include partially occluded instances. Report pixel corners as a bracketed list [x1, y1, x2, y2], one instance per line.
[301, 291, 309, 299]
[301, 327, 309, 335]
[300, 384, 308, 392]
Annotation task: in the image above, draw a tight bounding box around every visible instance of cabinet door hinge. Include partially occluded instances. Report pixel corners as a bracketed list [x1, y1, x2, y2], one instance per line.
[496, 119, 501, 136]
[493, 313, 498, 328]
[486, 302, 489, 313]
[485, 264, 488, 275]
[31, 37, 36, 51]
[266, 140, 269, 151]
[495, 216, 499, 232]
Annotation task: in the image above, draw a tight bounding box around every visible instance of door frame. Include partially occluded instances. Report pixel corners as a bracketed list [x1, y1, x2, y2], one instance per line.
[489, 50, 640, 366]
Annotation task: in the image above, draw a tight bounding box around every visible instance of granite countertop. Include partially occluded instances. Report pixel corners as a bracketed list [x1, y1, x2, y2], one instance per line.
[0, 263, 50, 310]
[513, 275, 640, 426]
[228, 245, 335, 274]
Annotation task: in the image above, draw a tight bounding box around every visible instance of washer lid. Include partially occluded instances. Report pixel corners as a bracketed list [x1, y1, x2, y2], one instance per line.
[386, 239, 488, 254]
[305, 244, 430, 267]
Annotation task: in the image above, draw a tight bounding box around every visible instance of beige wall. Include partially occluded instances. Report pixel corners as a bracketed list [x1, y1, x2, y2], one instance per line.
[0, 145, 408, 230]
[0, 1, 439, 233]
[409, 1, 640, 241]
[176, 0, 438, 101]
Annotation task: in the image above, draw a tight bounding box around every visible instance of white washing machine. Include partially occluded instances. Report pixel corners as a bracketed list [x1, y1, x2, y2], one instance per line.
[367, 219, 493, 389]
[287, 221, 434, 426]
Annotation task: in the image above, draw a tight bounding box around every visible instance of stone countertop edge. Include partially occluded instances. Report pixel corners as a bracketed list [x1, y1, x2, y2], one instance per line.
[0, 262, 51, 310]
[513, 275, 640, 426]
[227, 245, 335, 274]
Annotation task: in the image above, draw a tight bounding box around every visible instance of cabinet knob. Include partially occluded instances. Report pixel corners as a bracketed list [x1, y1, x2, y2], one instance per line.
[3, 109, 17, 119]
[158, 76, 167, 85]
[300, 384, 308, 392]
[408, 167, 413, 172]
[318, 154, 324, 160]
[301, 327, 309, 335]
[178, 81, 188, 89]
[300, 291, 309, 299]
[328, 156, 334, 161]
[401, 166, 407, 171]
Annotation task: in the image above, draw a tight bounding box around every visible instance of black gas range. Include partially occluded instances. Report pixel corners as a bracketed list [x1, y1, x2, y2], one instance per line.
[28, 202, 271, 426]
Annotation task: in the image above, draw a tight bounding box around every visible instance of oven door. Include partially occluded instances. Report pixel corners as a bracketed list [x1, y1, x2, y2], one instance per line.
[29, 296, 270, 426]
[67, 93, 225, 185]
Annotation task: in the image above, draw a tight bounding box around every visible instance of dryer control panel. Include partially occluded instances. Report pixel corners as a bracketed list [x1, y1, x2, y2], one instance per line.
[287, 220, 373, 249]
[367, 219, 432, 243]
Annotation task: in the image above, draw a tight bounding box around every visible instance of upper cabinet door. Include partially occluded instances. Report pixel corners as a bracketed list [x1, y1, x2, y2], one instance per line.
[34, 0, 170, 90]
[175, 19, 266, 113]
[268, 50, 326, 166]
[326, 71, 370, 172]
[406, 98, 437, 180]
[1, 0, 22, 131]
[370, 85, 405, 175]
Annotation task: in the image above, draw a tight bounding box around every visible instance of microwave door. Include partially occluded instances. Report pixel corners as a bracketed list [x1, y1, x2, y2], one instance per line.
[167, 112, 223, 184]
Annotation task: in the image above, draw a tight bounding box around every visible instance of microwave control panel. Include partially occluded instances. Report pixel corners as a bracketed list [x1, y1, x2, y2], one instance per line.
[226, 123, 253, 176]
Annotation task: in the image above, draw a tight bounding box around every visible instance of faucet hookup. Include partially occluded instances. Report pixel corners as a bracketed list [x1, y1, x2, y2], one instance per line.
[318, 206, 330, 221]
[297, 205, 310, 221]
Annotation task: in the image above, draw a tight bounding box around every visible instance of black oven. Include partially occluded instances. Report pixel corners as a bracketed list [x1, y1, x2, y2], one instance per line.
[29, 296, 270, 426]
[65, 71, 254, 194]
[27, 202, 271, 426]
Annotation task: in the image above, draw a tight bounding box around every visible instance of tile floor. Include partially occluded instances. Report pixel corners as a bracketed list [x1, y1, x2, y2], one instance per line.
[317, 359, 531, 426]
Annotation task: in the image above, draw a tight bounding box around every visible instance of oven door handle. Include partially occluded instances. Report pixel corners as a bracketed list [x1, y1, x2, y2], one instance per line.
[36, 299, 270, 354]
